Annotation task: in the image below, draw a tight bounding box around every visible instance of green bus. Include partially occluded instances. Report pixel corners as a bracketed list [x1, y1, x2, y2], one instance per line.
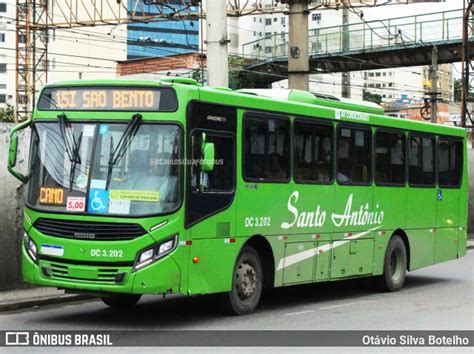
[8, 78, 468, 315]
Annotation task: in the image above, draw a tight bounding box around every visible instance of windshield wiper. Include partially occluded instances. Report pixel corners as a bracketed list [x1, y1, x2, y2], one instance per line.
[105, 113, 142, 190]
[58, 114, 82, 190]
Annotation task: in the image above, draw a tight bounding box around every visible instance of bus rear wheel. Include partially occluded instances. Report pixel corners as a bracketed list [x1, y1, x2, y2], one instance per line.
[101, 294, 141, 309]
[375, 235, 407, 292]
[221, 245, 263, 315]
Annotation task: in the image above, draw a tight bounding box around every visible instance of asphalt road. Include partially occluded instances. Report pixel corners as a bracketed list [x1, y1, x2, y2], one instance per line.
[1, 250, 473, 333]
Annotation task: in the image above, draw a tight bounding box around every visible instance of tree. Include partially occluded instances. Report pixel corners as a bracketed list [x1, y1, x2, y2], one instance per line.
[454, 78, 474, 102]
[0, 104, 15, 122]
[362, 90, 382, 105]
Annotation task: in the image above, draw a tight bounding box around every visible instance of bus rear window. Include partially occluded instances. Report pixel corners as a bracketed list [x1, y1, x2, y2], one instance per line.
[37, 87, 178, 112]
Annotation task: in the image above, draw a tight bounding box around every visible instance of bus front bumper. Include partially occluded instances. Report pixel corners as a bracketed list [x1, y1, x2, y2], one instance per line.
[22, 246, 181, 295]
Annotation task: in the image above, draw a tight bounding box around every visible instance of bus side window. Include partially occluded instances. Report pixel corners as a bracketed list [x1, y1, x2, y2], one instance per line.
[375, 131, 406, 185]
[243, 114, 290, 182]
[438, 138, 463, 188]
[294, 120, 333, 183]
[408, 135, 435, 186]
[336, 126, 371, 185]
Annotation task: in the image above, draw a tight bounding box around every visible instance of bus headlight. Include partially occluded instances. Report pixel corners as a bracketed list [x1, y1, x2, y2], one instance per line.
[133, 235, 178, 272]
[23, 232, 38, 262]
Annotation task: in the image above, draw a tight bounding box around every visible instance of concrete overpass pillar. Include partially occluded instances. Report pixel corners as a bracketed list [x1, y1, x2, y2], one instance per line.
[287, 0, 309, 91]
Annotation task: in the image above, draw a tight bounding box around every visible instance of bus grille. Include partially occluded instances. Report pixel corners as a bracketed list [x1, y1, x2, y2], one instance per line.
[48, 263, 123, 284]
[34, 218, 147, 241]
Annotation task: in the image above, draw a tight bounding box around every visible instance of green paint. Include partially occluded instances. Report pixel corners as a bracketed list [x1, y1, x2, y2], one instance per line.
[9, 79, 468, 302]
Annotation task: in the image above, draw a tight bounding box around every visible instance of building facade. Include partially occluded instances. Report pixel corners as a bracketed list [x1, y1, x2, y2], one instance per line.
[126, 0, 199, 60]
[0, 1, 15, 108]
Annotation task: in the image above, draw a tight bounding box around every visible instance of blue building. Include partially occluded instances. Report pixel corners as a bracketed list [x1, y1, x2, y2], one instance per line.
[127, 0, 199, 60]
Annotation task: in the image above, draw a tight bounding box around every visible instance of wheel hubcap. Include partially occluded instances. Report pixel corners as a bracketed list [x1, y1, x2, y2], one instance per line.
[235, 262, 257, 299]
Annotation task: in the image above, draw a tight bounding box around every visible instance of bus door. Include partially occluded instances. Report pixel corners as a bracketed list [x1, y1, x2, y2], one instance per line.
[331, 125, 375, 279]
[291, 119, 335, 283]
[406, 134, 437, 269]
[185, 102, 237, 294]
[236, 112, 292, 285]
[434, 137, 463, 263]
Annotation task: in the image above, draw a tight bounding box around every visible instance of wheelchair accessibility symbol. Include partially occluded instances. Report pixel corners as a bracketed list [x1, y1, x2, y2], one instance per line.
[88, 189, 109, 213]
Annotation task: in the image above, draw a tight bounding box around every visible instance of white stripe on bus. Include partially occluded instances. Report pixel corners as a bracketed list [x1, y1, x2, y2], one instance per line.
[276, 226, 382, 271]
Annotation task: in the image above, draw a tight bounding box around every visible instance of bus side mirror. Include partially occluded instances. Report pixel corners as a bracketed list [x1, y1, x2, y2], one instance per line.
[202, 142, 215, 172]
[7, 119, 31, 183]
[9, 134, 18, 167]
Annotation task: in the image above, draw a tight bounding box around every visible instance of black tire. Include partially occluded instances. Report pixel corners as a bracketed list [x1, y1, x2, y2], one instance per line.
[375, 235, 407, 292]
[220, 245, 263, 315]
[101, 294, 141, 309]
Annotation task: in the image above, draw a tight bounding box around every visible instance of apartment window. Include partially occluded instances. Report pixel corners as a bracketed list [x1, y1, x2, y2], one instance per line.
[0, 84, 6, 89]
[49, 58, 56, 70]
[312, 13, 322, 22]
[253, 31, 256, 36]
[0, 3, 6, 12]
[438, 138, 463, 187]
[273, 17, 277, 22]
[259, 18, 262, 23]
[337, 126, 372, 184]
[281, 17, 286, 26]
[265, 18, 271, 25]
[0, 94, 6, 104]
[294, 121, 333, 183]
[265, 32, 271, 38]
[376, 83, 381, 88]
[408, 135, 435, 186]
[18, 34, 26, 44]
[0, 63, 6, 73]
[311, 42, 321, 52]
[369, 72, 374, 77]
[376, 72, 381, 77]
[265, 46, 272, 54]
[388, 82, 393, 88]
[253, 17, 256, 22]
[0, 33, 5, 42]
[243, 115, 290, 182]
[259, 32, 262, 37]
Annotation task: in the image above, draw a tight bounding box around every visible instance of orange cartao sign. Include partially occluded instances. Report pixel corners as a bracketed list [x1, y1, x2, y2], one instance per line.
[39, 187, 65, 205]
[38, 87, 168, 111]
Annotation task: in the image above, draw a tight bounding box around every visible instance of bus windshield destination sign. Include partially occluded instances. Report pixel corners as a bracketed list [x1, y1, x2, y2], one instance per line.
[38, 87, 178, 111]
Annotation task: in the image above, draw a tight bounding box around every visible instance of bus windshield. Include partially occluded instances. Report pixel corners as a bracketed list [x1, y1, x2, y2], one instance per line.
[27, 121, 182, 216]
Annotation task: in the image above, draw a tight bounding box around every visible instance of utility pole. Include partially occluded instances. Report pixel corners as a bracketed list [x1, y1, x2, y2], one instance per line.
[461, 0, 474, 132]
[205, 0, 229, 87]
[429, 46, 438, 123]
[341, 5, 351, 98]
[287, 0, 309, 91]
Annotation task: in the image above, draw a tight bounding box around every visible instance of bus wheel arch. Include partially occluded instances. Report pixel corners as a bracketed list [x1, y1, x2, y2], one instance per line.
[243, 235, 275, 290]
[375, 231, 408, 292]
[393, 229, 411, 271]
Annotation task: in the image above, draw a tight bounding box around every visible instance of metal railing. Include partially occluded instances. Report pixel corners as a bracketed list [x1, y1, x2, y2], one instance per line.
[242, 9, 466, 61]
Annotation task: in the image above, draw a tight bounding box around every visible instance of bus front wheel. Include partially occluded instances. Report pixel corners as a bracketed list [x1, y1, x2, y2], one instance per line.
[101, 294, 141, 309]
[375, 235, 407, 292]
[221, 245, 263, 315]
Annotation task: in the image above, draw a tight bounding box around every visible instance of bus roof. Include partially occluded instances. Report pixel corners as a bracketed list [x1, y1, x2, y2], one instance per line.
[38, 79, 466, 138]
